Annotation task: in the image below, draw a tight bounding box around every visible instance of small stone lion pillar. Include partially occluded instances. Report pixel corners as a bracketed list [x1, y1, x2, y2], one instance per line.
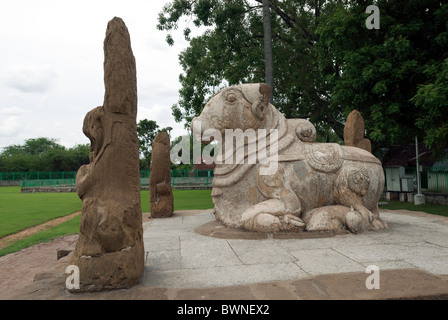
[344, 110, 372, 153]
[149, 131, 174, 218]
[70, 17, 144, 292]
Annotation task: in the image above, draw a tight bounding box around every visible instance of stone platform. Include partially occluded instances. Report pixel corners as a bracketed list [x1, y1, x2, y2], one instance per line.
[142, 209, 448, 294]
[6, 209, 448, 300]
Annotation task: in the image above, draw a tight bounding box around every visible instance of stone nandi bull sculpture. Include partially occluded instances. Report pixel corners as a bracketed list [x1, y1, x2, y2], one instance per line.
[191, 83, 387, 233]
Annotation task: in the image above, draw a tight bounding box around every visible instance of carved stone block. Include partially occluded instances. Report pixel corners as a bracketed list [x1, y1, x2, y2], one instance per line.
[70, 17, 144, 292]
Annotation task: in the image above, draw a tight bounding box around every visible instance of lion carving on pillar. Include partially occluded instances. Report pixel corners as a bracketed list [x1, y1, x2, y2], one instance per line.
[191, 83, 387, 234]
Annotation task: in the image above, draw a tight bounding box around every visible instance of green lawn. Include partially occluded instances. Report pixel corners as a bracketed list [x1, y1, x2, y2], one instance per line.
[380, 200, 448, 217]
[0, 187, 213, 257]
[0, 214, 82, 257]
[0, 187, 82, 238]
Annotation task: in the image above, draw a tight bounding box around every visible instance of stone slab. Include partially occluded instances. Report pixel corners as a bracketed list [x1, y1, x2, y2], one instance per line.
[291, 248, 366, 275]
[227, 239, 296, 265]
[180, 237, 242, 269]
[143, 262, 309, 288]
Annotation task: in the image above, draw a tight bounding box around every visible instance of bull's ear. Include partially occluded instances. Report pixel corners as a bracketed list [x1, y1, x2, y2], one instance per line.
[252, 83, 270, 120]
[259, 83, 271, 101]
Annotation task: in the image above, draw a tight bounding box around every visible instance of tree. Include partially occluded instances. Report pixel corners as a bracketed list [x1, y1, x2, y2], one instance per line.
[1, 138, 63, 171]
[316, 0, 448, 154]
[137, 119, 159, 169]
[0, 138, 90, 172]
[157, 0, 328, 130]
[412, 57, 448, 158]
[2, 137, 62, 157]
[62, 144, 90, 171]
[158, 0, 448, 156]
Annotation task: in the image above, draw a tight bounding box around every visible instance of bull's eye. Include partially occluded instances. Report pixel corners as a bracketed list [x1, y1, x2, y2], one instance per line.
[226, 93, 236, 103]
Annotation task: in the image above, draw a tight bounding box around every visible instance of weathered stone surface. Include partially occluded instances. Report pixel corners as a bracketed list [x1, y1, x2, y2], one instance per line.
[344, 110, 372, 153]
[57, 247, 73, 260]
[191, 83, 387, 234]
[149, 131, 174, 218]
[70, 17, 144, 292]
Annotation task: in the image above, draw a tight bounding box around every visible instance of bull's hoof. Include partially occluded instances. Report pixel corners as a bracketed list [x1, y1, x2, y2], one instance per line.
[371, 218, 388, 230]
[304, 205, 388, 234]
[280, 214, 306, 231]
[345, 209, 363, 233]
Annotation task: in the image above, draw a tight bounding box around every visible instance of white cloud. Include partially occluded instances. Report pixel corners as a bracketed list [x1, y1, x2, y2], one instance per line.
[0, 107, 27, 138]
[0, 116, 22, 137]
[3, 64, 56, 93]
[138, 104, 186, 139]
[0, 106, 26, 115]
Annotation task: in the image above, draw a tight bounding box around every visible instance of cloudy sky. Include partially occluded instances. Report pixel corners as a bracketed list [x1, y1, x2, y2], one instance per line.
[0, 0, 194, 151]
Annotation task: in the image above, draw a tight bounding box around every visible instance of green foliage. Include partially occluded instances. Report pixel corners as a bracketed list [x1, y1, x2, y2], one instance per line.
[137, 119, 159, 153]
[412, 57, 448, 158]
[0, 138, 89, 172]
[158, 0, 330, 131]
[137, 119, 159, 169]
[316, 0, 448, 152]
[158, 0, 448, 157]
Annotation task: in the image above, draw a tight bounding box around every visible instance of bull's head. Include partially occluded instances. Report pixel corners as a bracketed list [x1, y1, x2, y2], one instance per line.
[191, 83, 271, 143]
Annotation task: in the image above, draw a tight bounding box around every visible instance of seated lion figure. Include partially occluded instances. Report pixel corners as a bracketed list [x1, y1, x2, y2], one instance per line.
[191, 83, 387, 233]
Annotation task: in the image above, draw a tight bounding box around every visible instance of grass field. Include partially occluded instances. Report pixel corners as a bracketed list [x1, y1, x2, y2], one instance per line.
[0, 187, 213, 257]
[0, 214, 82, 257]
[0, 187, 82, 238]
[380, 200, 448, 217]
[1, 186, 447, 257]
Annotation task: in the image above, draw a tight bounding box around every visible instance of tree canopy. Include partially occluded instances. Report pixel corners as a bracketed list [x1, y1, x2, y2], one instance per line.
[158, 0, 448, 157]
[0, 138, 90, 172]
[137, 119, 178, 170]
[317, 0, 448, 156]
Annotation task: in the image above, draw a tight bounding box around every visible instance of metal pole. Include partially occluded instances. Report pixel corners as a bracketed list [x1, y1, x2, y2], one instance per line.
[415, 136, 421, 194]
[414, 136, 425, 205]
[262, 0, 274, 103]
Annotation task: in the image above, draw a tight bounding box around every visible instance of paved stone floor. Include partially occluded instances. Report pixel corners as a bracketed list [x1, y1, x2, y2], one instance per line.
[142, 210, 448, 289]
[5, 208, 448, 300]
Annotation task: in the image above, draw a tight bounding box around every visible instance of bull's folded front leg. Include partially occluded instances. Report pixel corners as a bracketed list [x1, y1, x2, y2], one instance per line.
[334, 182, 373, 222]
[241, 166, 305, 232]
[241, 199, 305, 232]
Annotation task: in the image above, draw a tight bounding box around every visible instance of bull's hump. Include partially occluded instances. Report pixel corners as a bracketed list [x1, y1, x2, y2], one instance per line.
[277, 143, 381, 167]
[341, 145, 381, 165]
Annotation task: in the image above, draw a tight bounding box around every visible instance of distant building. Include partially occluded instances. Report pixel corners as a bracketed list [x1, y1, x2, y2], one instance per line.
[382, 144, 448, 193]
[193, 157, 216, 171]
[382, 143, 434, 168]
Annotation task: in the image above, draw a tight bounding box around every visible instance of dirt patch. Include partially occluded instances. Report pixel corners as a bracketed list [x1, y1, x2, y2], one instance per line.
[0, 234, 79, 300]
